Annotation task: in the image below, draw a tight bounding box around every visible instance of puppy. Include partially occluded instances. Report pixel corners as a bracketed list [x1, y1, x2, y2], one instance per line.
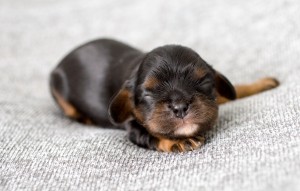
[50, 39, 279, 152]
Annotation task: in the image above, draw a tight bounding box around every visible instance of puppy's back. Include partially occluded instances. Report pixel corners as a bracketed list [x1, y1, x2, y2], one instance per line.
[50, 38, 142, 126]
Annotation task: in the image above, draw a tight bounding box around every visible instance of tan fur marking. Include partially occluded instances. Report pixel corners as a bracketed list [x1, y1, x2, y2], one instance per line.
[234, 77, 279, 99]
[147, 103, 171, 134]
[133, 107, 145, 124]
[117, 90, 133, 120]
[52, 89, 79, 118]
[110, 89, 133, 123]
[157, 136, 205, 152]
[217, 94, 229, 104]
[194, 68, 207, 78]
[52, 89, 93, 125]
[143, 76, 159, 89]
[157, 138, 177, 152]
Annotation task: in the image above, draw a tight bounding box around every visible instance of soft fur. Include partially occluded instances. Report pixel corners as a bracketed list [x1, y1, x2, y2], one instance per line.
[50, 38, 278, 152]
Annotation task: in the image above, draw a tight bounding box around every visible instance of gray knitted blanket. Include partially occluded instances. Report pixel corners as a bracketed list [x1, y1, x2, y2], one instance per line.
[1, 0, 299, 190]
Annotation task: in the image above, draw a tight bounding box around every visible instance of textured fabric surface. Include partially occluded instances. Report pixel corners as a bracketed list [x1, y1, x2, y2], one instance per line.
[1, 0, 300, 190]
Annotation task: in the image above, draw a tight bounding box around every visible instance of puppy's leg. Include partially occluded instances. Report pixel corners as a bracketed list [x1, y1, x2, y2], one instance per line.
[234, 77, 280, 99]
[126, 121, 158, 150]
[217, 77, 279, 104]
[51, 89, 93, 125]
[156, 136, 205, 152]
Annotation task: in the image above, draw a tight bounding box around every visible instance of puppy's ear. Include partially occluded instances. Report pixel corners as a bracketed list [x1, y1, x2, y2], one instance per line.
[108, 81, 134, 124]
[215, 71, 236, 100]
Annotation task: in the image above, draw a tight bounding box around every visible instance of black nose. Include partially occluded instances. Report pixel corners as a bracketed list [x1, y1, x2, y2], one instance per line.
[170, 102, 189, 118]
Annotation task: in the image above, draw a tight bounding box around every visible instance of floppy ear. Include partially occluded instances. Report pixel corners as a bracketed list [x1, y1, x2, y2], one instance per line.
[108, 83, 134, 124]
[215, 71, 236, 100]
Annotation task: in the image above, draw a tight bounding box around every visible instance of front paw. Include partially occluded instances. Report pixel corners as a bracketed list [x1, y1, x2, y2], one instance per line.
[128, 130, 157, 150]
[127, 120, 157, 150]
[157, 136, 205, 153]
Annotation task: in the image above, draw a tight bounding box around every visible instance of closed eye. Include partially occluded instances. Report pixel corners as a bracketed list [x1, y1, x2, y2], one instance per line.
[195, 75, 212, 87]
[194, 75, 214, 94]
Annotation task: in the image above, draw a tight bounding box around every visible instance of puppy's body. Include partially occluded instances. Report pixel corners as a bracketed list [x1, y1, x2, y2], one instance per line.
[51, 39, 142, 126]
[50, 38, 279, 152]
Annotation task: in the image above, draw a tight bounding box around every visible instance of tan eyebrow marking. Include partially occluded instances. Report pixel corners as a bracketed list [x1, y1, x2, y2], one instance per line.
[143, 76, 159, 89]
[194, 68, 207, 78]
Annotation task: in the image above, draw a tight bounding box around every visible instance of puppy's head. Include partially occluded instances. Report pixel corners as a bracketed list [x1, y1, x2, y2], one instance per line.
[109, 45, 236, 139]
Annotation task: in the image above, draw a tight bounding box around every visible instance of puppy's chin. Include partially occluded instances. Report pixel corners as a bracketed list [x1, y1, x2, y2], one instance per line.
[173, 121, 199, 137]
[145, 117, 210, 139]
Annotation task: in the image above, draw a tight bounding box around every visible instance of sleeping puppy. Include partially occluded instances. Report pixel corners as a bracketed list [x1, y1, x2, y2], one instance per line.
[50, 39, 279, 152]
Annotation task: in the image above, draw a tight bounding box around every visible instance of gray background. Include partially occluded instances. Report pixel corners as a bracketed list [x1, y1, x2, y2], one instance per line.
[1, 0, 299, 190]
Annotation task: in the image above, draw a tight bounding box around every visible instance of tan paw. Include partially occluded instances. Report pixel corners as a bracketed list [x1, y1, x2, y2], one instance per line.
[157, 136, 205, 153]
[257, 77, 280, 91]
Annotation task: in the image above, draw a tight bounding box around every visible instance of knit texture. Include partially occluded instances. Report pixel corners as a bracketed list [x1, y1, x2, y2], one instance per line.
[0, 0, 300, 190]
